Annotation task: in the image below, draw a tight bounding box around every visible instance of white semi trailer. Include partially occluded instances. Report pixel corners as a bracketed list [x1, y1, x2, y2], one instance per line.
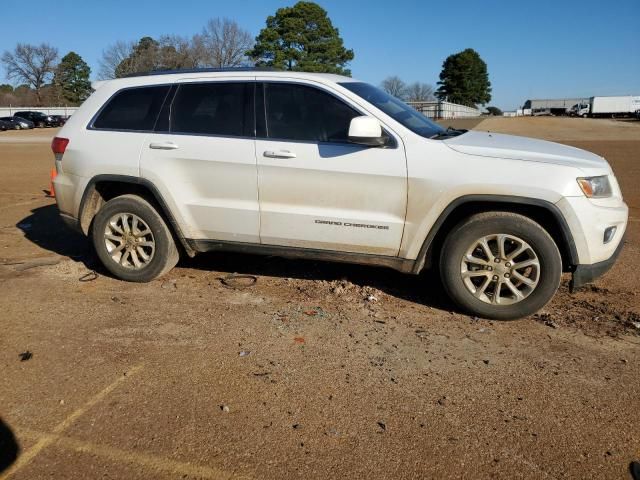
[588, 96, 640, 118]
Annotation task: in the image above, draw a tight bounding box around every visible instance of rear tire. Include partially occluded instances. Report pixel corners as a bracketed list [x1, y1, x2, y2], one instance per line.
[91, 194, 179, 282]
[439, 212, 562, 320]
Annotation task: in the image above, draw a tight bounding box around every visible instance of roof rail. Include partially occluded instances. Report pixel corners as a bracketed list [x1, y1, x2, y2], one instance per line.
[123, 66, 281, 78]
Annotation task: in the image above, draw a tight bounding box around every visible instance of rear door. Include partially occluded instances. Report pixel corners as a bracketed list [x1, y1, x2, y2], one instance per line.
[80, 85, 170, 180]
[140, 80, 259, 243]
[255, 80, 408, 256]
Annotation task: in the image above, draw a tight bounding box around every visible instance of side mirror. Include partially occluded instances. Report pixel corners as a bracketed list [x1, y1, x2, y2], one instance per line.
[348, 116, 386, 147]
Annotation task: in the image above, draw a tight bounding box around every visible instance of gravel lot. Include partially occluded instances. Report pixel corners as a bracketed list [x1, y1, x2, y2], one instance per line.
[0, 117, 639, 479]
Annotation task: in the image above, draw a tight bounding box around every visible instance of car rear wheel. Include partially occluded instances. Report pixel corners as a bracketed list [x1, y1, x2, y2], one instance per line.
[439, 212, 562, 320]
[91, 194, 179, 282]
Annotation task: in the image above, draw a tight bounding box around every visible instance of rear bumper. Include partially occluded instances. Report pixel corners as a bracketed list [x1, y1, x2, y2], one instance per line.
[570, 234, 625, 291]
[59, 212, 81, 233]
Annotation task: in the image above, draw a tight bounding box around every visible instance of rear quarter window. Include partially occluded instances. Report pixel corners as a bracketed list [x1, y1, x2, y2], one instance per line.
[92, 85, 170, 131]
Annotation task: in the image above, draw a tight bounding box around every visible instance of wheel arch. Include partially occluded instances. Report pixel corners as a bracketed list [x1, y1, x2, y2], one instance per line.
[412, 195, 579, 274]
[78, 174, 195, 257]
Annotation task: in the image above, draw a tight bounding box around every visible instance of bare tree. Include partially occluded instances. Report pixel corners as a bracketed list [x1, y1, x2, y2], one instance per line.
[194, 18, 253, 67]
[157, 35, 199, 70]
[98, 40, 134, 80]
[405, 82, 435, 102]
[380, 76, 407, 100]
[99, 36, 201, 79]
[1, 43, 58, 105]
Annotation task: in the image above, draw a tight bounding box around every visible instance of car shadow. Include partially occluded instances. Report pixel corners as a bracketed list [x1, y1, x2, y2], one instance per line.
[17, 205, 456, 312]
[17, 204, 95, 269]
[0, 418, 19, 473]
[180, 250, 455, 311]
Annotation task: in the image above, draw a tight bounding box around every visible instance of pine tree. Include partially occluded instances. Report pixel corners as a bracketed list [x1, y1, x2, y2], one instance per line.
[247, 1, 354, 75]
[436, 48, 491, 107]
[54, 52, 92, 104]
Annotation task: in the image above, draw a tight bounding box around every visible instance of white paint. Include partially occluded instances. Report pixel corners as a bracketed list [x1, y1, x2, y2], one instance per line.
[53, 70, 628, 273]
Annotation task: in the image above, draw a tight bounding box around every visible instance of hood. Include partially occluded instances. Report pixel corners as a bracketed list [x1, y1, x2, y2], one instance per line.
[443, 131, 608, 170]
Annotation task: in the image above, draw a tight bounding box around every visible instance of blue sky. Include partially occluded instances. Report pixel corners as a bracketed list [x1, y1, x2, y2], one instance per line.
[1, 0, 639, 110]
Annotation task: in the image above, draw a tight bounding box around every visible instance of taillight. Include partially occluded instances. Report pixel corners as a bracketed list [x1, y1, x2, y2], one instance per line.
[51, 137, 69, 161]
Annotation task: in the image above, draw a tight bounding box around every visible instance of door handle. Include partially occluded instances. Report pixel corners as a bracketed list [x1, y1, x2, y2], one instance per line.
[149, 142, 179, 150]
[263, 150, 297, 159]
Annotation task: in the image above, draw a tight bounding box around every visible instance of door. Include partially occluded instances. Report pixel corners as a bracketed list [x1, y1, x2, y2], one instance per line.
[256, 81, 407, 256]
[140, 80, 260, 243]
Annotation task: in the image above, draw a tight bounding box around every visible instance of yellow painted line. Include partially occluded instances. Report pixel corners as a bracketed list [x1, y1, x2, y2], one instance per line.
[51, 365, 144, 435]
[20, 429, 248, 480]
[0, 365, 143, 480]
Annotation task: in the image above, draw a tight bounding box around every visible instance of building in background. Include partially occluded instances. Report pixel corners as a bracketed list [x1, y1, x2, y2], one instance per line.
[406, 100, 481, 119]
[523, 98, 587, 116]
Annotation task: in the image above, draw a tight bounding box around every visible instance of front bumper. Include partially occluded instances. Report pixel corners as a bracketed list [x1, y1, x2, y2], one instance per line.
[556, 196, 628, 265]
[570, 234, 625, 291]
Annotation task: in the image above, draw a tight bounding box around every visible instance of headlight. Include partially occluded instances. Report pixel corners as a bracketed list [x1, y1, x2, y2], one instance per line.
[577, 175, 612, 198]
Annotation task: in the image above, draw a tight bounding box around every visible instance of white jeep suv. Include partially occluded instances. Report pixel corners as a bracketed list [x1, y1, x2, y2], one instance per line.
[52, 68, 628, 320]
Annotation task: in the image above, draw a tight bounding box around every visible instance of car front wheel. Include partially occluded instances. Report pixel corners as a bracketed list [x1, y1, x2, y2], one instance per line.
[439, 212, 562, 320]
[91, 194, 179, 282]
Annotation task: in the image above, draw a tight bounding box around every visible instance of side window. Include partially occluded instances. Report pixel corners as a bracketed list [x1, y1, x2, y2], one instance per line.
[264, 83, 359, 142]
[93, 86, 170, 131]
[170, 82, 253, 137]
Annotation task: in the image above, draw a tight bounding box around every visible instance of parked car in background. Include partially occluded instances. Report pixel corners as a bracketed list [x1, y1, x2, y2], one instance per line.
[13, 111, 57, 128]
[0, 119, 10, 131]
[0, 116, 34, 129]
[49, 115, 68, 126]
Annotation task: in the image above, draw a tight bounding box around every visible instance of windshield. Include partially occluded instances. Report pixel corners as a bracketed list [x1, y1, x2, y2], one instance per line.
[339, 82, 446, 139]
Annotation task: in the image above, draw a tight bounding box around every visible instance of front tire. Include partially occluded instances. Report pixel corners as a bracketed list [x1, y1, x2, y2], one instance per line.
[91, 194, 179, 282]
[439, 212, 562, 320]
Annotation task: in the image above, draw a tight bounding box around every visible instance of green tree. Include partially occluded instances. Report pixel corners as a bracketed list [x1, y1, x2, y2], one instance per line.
[485, 106, 502, 116]
[0, 84, 13, 93]
[247, 1, 354, 75]
[115, 37, 159, 77]
[54, 52, 92, 104]
[435, 48, 491, 107]
[114, 36, 195, 78]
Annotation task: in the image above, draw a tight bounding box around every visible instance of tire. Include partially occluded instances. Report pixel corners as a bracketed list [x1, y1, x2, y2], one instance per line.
[439, 212, 562, 320]
[581, 113, 587, 118]
[91, 194, 179, 282]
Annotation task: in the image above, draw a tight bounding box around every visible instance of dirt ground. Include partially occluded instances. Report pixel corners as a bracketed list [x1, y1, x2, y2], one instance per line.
[0, 117, 639, 479]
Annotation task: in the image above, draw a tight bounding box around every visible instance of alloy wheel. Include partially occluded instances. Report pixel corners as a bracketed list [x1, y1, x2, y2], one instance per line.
[104, 213, 155, 269]
[460, 234, 540, 305]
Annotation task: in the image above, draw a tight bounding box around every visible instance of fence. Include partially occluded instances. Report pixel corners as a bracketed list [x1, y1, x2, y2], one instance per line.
[0, 106, 79, 117]
[2, 102, 481, 122]
[406, 100, 481, 119]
